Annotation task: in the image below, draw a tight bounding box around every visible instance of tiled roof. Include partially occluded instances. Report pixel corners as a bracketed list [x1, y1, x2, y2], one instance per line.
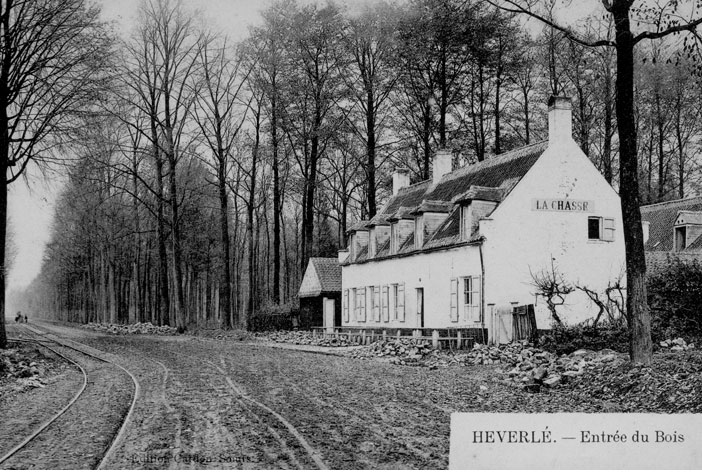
[641, 197, 702, 251]
[423, 141, 547, 202]
[311, 257, 341, 293]
[454, 186, 505, 203]
[410, 200, 452, 215]
[344, 140, 546, 264]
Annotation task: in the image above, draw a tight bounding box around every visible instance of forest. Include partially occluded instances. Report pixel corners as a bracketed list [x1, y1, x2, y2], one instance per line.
[6, 0, 702, 335]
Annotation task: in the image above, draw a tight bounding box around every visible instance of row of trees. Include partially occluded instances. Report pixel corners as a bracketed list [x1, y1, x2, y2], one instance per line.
[3, 0, 702, 365]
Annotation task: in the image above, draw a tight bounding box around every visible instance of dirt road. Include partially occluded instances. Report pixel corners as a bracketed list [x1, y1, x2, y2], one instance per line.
[11, 321, 607, 469]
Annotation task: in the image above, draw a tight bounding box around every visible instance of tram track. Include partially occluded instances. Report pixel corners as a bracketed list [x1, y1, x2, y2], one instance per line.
[1, 324, 140, 469]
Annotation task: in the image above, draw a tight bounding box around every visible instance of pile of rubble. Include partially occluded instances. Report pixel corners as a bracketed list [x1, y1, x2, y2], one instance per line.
[0, 348, 46, 390]
[258, 330, 362, 347]
[350, 338, 437, 364]
[497, 344, 627, 392]
[349, 338, 629, 389]
[83, 322, 179, 336]
[659, 337, 695, 351]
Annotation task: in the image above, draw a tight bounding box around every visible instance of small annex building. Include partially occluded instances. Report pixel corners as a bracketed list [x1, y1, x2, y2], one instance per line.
[341, 97, 626, 342]
[298, 257, 342, 329]
[641, 196, 702, 272]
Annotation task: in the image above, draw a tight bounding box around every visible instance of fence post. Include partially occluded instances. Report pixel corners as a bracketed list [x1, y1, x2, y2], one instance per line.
[457, 330, 462, 350]
[396, 329, 401, 340]
[382, 329, 387, 341]
[432, 330, 439, 349]
[361, 329, 366, 345]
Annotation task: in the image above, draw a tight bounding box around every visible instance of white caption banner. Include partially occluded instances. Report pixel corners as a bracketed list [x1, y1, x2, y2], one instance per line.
[449, 413, 702, 470]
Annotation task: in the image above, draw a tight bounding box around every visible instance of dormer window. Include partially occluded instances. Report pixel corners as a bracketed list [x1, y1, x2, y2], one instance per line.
[390, 224, 399, 253]
[460, 205, 471, 240]
[675, 226, 687, 251]
[415, 216, 424, 249]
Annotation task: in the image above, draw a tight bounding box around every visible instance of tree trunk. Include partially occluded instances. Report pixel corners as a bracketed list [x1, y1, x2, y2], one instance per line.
[366, 88, 377, 218]
[152, 119, 170, 327]
[271, 93, 281, 305]
[613, 3, 652, 365]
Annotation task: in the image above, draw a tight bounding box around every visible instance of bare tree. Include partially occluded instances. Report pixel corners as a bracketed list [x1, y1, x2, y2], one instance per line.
[193, 32, 250, 328]
[0, 0, 111, 348]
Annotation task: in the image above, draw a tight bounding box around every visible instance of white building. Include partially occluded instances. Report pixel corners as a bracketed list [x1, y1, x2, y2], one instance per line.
[340, 97, 626, 342]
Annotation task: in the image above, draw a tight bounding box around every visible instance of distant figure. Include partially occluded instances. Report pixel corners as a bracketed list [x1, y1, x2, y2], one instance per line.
[24, 314, 28, 324]
[15, 312, 21, 323]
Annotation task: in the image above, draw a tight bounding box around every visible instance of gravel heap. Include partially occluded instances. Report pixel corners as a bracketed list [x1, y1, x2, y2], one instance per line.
[257, 330, 362, 347]
[659, 337, 695, 351]
[84, 322, 179, 336]
[497, 344, 628, 392]
[348, 339, 629, 389]
[0, 348, 46, 390]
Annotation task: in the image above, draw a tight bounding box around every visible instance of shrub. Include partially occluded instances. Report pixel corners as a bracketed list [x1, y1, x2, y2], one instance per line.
[648, 256, 702, 342]
[539, 323, 630, 355]
[247, 302, 299, 332]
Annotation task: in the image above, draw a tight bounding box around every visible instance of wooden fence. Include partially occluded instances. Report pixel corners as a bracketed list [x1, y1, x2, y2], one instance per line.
[310, 326, 488, 350]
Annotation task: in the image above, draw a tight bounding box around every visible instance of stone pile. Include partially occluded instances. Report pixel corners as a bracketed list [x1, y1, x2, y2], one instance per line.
[350, 338, 437, 364]
[659, 337, 695, 351]
[0, 349, 45, 389]
[84, 322, 179, 336]
[259, 330, 361, 347]
[499, 345, 627, 392]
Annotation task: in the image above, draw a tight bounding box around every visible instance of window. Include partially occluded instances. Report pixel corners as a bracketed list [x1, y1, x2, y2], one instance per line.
[463, 277, 473, 305]
[392, 284, 398, 320]
[358, 288, 366, 322]
[588, 216, 601, 240]
[588, 216, 616, 242]
[415, 216, 424, 249]
[390, 225, 398, 253]
[382, 286, 389, 322]
[462, 276, 481, 322]
[351, 288, 357, 321]
[461, 205, 471, 240]
[676, 226, 687, 251]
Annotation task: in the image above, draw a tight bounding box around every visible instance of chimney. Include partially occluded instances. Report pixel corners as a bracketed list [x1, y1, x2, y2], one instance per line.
[642, 220, 650, 245]
[392, 168, 410, 195]
[433, 149, 452, 184]
[548, 96, 572, 144]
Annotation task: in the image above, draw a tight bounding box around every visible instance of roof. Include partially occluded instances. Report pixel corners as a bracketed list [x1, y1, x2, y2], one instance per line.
[410, 200, 452, 215]
[454, 186, 505, 204]
[641, 197, 702, 251]
[298, 258, 341, 297]
[345, 140, 547, 264]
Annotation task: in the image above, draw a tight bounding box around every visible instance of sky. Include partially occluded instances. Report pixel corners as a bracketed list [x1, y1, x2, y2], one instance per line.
[6, 0, 602, 292]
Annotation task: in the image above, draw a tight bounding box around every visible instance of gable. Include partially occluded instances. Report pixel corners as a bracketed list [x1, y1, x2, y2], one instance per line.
[299, 257, 341, 297]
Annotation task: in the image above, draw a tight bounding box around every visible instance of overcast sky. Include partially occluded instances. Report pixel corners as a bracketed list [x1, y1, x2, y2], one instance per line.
[7, 0, 603, 291]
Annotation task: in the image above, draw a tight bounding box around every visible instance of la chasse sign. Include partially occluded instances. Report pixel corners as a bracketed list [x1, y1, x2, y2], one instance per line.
[531, 199, 594, 212]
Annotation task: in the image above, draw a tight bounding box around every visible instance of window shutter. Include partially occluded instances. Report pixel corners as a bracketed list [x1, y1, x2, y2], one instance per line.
[397, 283, 405, 322]
[358, 288, 366, 322]
[471, 276, 481, 322]
[374, 286, 381, 322]
[343, 289, 349, 323]
[382, 286, 389, 322]
[603, 218, 616, 242]
[450, 278, 458, 322]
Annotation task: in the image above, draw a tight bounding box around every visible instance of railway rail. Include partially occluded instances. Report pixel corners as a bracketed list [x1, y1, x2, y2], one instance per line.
[1, 324, 140, 469]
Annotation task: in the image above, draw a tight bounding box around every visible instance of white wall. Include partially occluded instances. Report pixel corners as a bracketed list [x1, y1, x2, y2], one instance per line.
[342, 246, 483, 328]
[480, 138, 626, 329]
